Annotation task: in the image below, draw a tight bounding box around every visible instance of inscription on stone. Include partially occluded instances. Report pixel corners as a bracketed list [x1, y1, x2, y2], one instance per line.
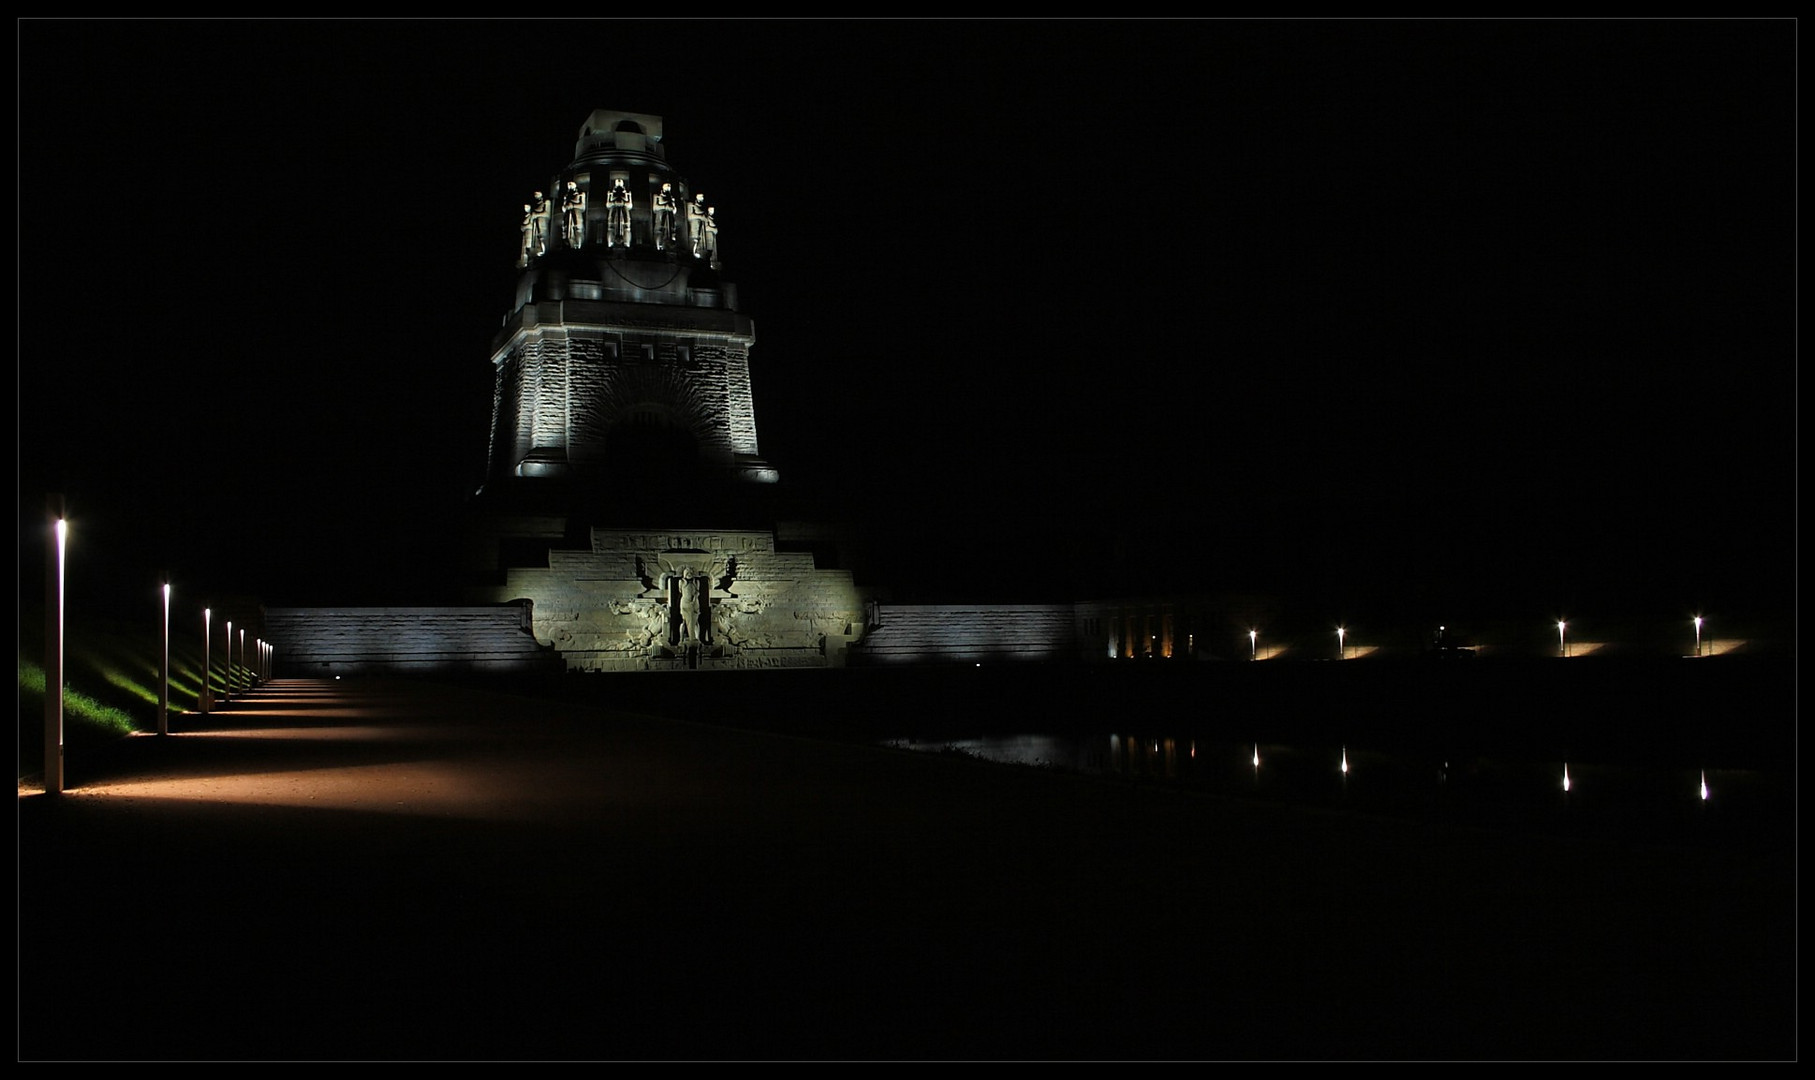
[594, 530, 773, 554]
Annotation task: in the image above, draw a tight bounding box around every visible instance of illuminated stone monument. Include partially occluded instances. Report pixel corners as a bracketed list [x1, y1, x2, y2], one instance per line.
[467, 110, 872, 671]
[487, 110, 769, 490]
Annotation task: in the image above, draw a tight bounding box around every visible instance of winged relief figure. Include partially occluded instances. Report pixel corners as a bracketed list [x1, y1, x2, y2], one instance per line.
[713, 556, 738, 596]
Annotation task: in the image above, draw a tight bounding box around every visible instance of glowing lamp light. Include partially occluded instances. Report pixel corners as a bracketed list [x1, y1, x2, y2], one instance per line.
[1249, 629, 1258, 660]
[1693, 615, 1704, 657]
[1563, 763, 1571, 793]
[1337, 626, 1347, 659]
[1557, 620, 1568, 658]
[1700, 771, 1709, 801]
[1253, 743, 1261, 768]
[1340, 746, 1349, 774]
[159, 581, 171, 736]
[44, 506, 67, 794]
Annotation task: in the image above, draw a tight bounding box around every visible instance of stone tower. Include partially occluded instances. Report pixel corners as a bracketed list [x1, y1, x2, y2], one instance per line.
[480, 108, 776, 506]
[466, 111, 874, 671]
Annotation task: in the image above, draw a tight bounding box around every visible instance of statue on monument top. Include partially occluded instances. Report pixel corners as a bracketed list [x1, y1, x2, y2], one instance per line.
[702, 206, 720, 269]
[605, 177, 633, 249]
[686, 192, 709, 258]
[651, 182, 678, 251]
[518, 202, 535, 266]
[528, 191, 553, 257]
[561, 180, 587, 249]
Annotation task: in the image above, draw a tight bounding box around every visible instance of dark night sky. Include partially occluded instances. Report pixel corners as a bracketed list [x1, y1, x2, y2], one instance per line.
[17, 19, 1797, 632]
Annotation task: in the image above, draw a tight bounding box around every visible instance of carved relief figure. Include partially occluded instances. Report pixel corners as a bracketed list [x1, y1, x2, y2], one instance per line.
[678, 569, 704, 646]
[561, 180, 587, 249]
[529, 191, 553, 256]
[651, 182, 678, 250]
[605, 177, 632, 248]
[518, 203, 535, 266]
[715, 597, 774, 649]
[686, 192, 709, 257]
[641, 602, 669, 649]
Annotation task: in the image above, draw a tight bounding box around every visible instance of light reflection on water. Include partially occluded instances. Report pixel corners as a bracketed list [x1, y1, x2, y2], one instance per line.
[883, 733, 1108, 774]
[881, 731, 1789, 850]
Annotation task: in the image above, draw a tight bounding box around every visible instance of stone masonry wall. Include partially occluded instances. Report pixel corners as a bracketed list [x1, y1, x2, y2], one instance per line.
[265, 606, 557, 676]
[850, 605, 1080, 665]
[491, 327, 756, 478]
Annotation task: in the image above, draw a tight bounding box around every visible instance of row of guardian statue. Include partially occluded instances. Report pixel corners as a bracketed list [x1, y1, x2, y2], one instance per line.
[520, 179, 718, 266]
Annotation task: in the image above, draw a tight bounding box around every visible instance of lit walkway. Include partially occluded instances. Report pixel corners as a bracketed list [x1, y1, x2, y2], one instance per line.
[19, 678, 1794, 1061]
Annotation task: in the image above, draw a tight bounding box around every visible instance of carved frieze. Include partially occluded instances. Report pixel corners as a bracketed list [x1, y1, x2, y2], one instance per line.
[483, 527, 871, 671]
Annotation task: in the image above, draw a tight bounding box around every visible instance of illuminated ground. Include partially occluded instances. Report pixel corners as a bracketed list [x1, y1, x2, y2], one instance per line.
[18, 678, 1794, 1061]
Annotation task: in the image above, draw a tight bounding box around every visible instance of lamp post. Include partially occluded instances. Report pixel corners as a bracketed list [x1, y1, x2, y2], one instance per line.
[1556, 619, 1568, 658]
[159, 580, 171, 736]
[224, 620, 233, 699]
[1693, 615, 1704, 658]
[1249, 628, 1257, 661]
[44, 496, 66, 795]
[1337, 626, 1346, 660]
[202, 608, 212, 713]
[239, 628, 246, 691]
